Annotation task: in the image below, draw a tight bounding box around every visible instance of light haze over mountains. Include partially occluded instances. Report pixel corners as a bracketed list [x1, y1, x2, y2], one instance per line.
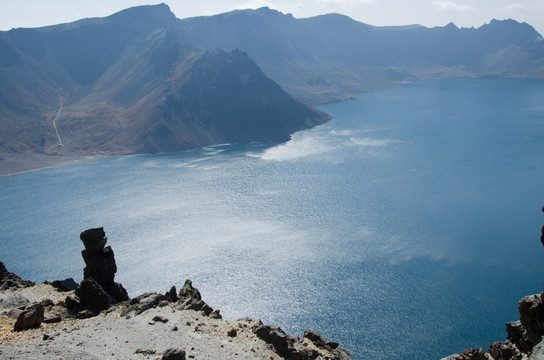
[2, 0, 543, 37]
[0, 4, 543, 156]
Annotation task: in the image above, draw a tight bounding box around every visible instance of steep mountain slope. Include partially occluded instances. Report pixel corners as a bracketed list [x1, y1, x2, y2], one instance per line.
[0, 4, 330, 156]
[177, 8, 544, 103]
[2, 4, 543, 160]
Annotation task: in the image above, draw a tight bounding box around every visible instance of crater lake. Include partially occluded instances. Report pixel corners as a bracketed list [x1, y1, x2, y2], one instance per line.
[2, 77, 544, 359]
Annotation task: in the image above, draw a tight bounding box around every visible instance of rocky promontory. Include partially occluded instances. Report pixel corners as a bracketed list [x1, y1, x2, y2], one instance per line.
[0, 228, 352, 359]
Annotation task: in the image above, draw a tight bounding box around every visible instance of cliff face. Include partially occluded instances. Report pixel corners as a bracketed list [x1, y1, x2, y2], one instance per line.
[0, 4, 330, 156]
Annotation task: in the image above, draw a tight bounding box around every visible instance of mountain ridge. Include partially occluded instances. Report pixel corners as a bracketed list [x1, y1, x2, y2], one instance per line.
[177, 6, 544, 104]
[1, 4, 543, 167]
[0, 5, 330, 158]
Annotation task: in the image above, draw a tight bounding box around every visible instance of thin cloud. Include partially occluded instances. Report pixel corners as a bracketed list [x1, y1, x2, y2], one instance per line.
[502, 3, 524, 12]
[433, 1, 474, 13]
[317, 0, 373, 4]
[232, 0, 275, 9]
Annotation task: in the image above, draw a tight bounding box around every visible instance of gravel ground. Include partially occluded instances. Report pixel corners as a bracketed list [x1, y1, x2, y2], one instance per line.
[0, 284, 337, 360]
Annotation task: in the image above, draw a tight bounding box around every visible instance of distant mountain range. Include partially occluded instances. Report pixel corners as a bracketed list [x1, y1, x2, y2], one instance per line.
[178, 7, 544, 104]
[0, 4, 543, 156]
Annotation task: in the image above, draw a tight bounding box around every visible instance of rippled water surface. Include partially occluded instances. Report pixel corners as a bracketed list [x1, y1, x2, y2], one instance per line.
[2, 78, 544, 359]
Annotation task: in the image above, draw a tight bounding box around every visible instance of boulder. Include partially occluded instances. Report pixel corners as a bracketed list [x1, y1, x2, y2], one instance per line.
[13, 303, 44, 331]
[185, 299, 204, 311]
[304, 330, 328, 348]
[80, 227, 107, 253]
[519, 293, 544, 348]
[162, 348, 186, 360]
[40, 298, 55, 307]
[46, 278, 79, 292]
[135, 349, 156, 355]
[121, 292, 170, 316]
[178, 280, 201, 300]
[253, 324, 319, 360]
[211, 309, 222, 319]
[0, 261, 35, 290]
[174, 280, 219, 317]
[302, 330, 348, 358]
[152, 315, 169, 323]
[505, 321, 531, 353]
[165, 286, 178, 302]
[102, 282, 129, 303]
[75, 277, 116, 313]
[489, 341, 523, 360]
[65, 295, 84, 314]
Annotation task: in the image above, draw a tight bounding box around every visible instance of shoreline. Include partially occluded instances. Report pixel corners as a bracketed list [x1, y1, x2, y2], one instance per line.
[0, 153, 102, 177]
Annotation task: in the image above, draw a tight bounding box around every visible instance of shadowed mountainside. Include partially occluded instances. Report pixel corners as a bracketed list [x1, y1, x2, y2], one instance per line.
[177, 8, 544, 104]
[1, 3, 543, 160]
[0, 4, 330, 156]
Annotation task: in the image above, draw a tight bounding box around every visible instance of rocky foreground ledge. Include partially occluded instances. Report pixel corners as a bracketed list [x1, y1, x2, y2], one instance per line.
[0, 228, 352, 360]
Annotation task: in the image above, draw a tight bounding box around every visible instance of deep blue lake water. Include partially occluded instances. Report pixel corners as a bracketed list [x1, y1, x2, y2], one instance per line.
[2, 78, 544, 359]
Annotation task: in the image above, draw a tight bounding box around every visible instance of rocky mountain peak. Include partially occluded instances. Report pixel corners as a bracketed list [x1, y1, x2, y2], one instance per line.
[108, 3, 176, 26]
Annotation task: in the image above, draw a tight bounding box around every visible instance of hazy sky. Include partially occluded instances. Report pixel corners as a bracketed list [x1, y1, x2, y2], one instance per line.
[1, 0, 543, 35]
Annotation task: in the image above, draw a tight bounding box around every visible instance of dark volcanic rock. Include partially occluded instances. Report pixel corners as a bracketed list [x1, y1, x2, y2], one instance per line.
[162, 348, 186, 360]
[152, 315, 169, 323]
[253, 324, 319, 360]
[518, 293, 544, 348]
[65, 295, 84, 314]
[304, 330, 328, 348]
[121, 292, 170, 316]
[77, 228, 128, 309]
[45, 278, 79, 292]
[302, 330, 350, 359]
[452, 348, 490, 360]
[210, 309, 222, 319]
[40, 298, 55, 307]
[14, 303, 44, 331]
[178, 279, 201, 300]
[75, 277, 116, 313]
[81, 228, 118, 286]
[165, 285, 178, 302]
[0, 261, 35, 290]
[174, 280, 220, 318]
[489, 340, 523, 360]
[136, 349, 157, 355]
[505, 321, 531, 353]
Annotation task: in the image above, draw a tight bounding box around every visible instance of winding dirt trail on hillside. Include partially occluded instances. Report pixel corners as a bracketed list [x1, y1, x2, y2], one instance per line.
[52, 88, 63, 148]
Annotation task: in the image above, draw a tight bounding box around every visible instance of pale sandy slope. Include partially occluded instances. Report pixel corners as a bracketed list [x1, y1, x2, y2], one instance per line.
[0, 284, 345, 359]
